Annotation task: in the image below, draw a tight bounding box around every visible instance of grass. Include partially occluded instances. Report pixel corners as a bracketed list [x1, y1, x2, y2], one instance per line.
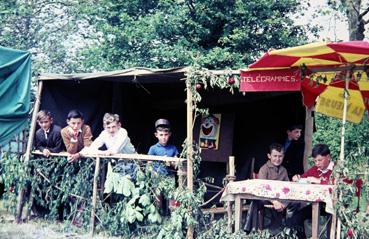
[0, 200, 120, 239]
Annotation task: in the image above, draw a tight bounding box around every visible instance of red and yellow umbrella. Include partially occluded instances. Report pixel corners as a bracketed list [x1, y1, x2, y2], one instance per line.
[240, 41, 369, 124]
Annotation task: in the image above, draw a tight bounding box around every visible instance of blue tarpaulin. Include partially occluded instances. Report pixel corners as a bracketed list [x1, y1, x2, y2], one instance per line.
[0, 46, 32, 146]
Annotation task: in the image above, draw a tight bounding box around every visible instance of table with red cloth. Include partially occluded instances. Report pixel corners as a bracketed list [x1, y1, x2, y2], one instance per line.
[220, 179, 335, 239]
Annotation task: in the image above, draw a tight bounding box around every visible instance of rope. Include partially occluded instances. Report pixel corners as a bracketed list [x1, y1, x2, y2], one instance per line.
[204, 182, 223, 190]
[200, 188, 224, 207]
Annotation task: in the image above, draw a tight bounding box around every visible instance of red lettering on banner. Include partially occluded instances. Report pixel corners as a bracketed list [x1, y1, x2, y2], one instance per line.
[240, 69, 301, 92]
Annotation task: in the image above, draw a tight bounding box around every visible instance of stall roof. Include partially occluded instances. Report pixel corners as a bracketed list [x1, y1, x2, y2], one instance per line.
[38, 67, 240, 84]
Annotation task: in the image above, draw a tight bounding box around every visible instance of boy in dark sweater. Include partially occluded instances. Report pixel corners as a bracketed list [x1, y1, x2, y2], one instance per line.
[34, 110, 64, 156]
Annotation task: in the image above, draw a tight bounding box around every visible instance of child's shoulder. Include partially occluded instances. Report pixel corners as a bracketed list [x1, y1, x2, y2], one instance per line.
[60, 126, 68, 135]
[35, 127, 44, 135]
[259, 162, 269, 170]
[52, 124, 62, 132]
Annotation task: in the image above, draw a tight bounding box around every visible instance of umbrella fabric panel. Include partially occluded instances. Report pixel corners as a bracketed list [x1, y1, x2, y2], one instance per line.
[241, 41, 369, 123]
[316, 86, 366, 124]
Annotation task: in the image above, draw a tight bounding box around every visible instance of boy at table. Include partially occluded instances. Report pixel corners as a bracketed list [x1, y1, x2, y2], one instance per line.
[244, 143, 290, 234]
[61, 109, 93, 162]
[290, 143, 334, 238]
[292, 143, 333, 184]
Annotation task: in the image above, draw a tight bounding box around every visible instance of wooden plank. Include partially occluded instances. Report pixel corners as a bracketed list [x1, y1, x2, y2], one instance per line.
[312, 202, 320, 239]
[234, 195, 242, 232]
[202, 205, 250, 214]
[32, 151, 186, 163]
[227, 202, 233, 233]
[16, 80, 44, 223]
[304, 107, 314, 171]
[90, 157, 101, 237]
[186, 81, 194, 239]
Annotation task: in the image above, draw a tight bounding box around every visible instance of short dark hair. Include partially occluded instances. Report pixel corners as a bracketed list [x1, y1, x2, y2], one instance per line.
[67, 109, 84, 120]
[269, 143, 284, 154]
[287, 124, 303, 131]
[311, 144, 330, 158]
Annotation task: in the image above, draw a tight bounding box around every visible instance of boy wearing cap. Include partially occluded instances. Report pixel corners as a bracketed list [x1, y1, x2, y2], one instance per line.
[148, 119, 179, 175]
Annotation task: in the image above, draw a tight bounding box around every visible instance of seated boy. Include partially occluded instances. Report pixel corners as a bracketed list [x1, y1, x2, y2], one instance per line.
[244, 143, 289, 233]
[34, 110, 64, 157]
[289, 144, 335, 238]
[61, 109, 93, 162]
[148, 119, 179, 175]
[292, 143, 333, 185]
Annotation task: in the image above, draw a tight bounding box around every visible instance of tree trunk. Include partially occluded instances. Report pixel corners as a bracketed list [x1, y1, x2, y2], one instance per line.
[346, 0, 365, 40]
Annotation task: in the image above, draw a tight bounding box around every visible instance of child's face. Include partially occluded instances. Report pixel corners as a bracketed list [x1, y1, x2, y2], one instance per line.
[67, 118, 83, 131]
[287, 128, 302, 141]
[38, 117, 52, 131]
[104, 121, 119, 136]
[313, 154, 331, 170]
[155, 130, 171, 146]
[267, 149, 284, 167]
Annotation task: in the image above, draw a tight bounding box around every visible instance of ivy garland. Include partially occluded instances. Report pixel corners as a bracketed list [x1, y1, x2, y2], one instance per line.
[333, 151, 369, 238]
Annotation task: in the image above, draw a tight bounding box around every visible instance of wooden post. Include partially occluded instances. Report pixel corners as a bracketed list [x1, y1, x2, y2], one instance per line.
[90, 157, 101, 237]
[186, 80, 194, 239]
[229, 156, 235, 177]
[16, 80, 44, 223]
[303, 107, 314, 172]
[227, 156, 236, 232]
[339, 72, 350, 162]
[312, 202, 320, 239]
[234, 195, 242, 232]
[330, 214, 337, 239]
[332, 71, 351, 239]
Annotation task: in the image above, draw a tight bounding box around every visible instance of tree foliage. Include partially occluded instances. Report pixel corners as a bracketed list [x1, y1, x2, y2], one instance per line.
[327, 0, 369, 40]
[79, 0, 308, 70]
[0, 0, 99, 74]
[0, 0, 311, 73]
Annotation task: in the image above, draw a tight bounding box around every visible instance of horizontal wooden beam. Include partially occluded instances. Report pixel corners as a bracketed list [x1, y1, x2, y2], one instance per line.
[32, 150, 186, 163]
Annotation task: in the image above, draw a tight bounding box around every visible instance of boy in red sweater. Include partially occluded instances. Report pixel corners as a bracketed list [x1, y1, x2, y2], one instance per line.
[292, 143, 334, 185]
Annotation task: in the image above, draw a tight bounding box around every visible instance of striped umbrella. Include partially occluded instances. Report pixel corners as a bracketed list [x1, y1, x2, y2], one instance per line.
[241, 41, 369, 124]
[240, 41, 369, 161]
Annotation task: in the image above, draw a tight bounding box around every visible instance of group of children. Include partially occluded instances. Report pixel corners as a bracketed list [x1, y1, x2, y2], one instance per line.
[245, 142, 336, 238]
[35, 109, 178, 171]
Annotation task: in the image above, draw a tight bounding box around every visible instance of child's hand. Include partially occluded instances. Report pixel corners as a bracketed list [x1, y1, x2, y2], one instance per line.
[306, 177, 321, 184]
[68, 153, 80, 163]
[68, 128, 79, 141]
[272, 200, 286, 212]
[105, 149, 114, 156]
[292, 174, 300, 182]
[42, 149, 51, 157]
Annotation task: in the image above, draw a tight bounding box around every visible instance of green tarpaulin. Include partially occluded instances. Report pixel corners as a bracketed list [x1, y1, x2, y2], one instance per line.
[0, 46, 32, 146]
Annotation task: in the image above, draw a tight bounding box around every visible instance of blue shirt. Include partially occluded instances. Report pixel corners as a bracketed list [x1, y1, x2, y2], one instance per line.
[148, 143, 179, 157]
[148, 143, 178, 175]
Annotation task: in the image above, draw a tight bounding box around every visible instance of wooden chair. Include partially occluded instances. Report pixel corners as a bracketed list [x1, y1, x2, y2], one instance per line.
[202, 157, 257, 221]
